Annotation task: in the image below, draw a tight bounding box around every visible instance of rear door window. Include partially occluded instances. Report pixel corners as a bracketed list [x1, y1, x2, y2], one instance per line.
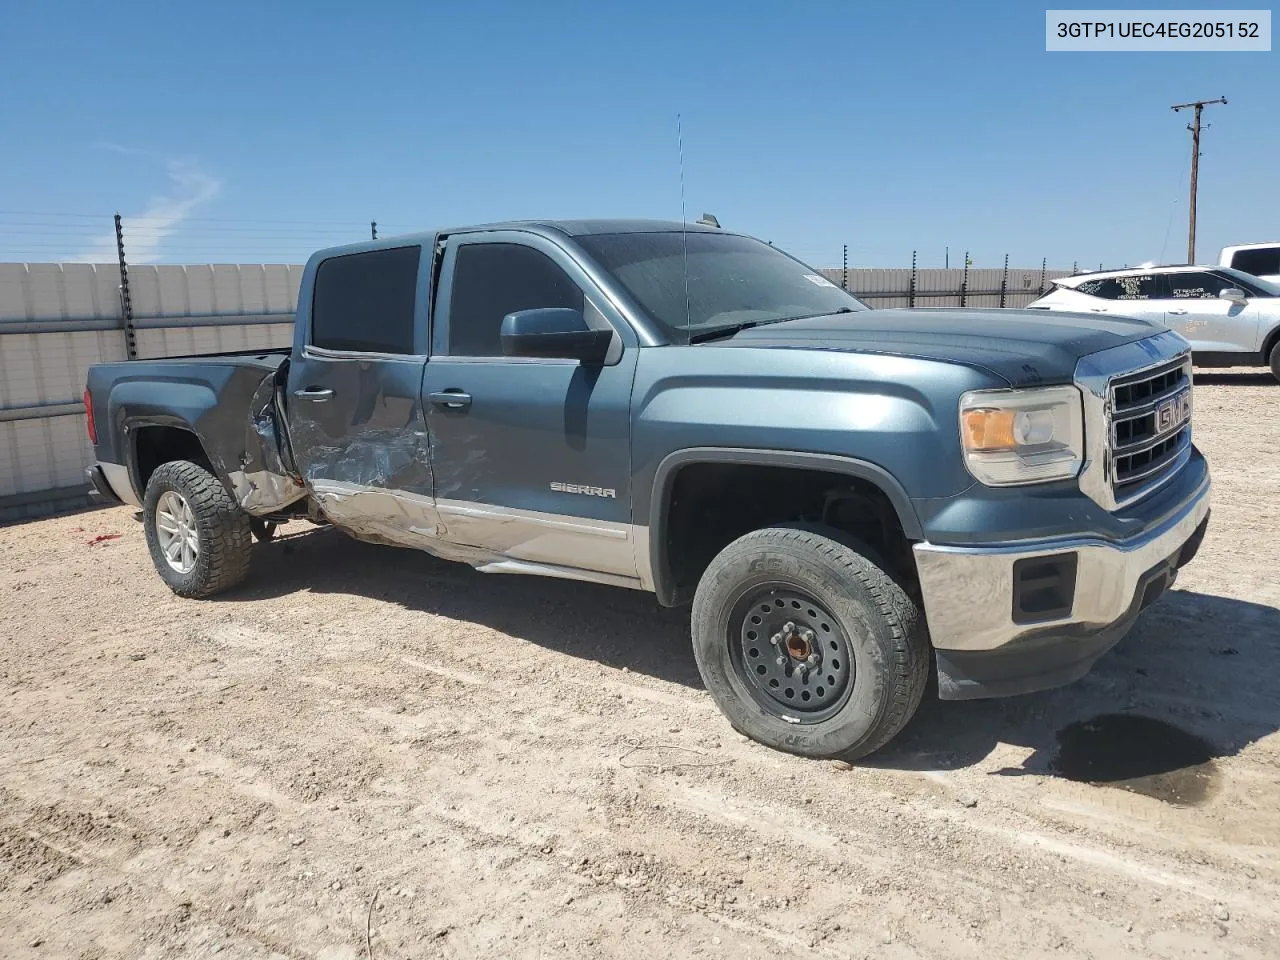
[311, 246, 421, 353]
[1074, 274, 1159, 300]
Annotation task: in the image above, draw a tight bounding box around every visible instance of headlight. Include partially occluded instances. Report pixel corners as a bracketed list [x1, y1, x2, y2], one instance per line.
[959, 385, 1084, 486]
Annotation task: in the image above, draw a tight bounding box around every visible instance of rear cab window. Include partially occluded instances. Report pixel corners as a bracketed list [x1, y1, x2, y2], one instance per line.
[311, 246, 421, 354]
[1229, 247, 1280, 277]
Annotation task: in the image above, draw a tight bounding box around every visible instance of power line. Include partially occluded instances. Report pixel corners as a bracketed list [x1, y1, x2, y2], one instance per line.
[0, 209, 376, 226]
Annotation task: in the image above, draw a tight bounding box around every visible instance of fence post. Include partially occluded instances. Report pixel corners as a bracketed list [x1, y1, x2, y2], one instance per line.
[909, 250, 917, 307]
[960, 252, 969, 307]
[371, 221, 378, 241]
[1039, 257, 1047, 296]
[842, 244, 848, 291]
[114, 213, 137, 361]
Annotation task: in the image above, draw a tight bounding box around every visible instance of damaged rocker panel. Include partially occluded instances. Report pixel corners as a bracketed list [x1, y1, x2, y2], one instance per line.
[307, 479, 644, 588]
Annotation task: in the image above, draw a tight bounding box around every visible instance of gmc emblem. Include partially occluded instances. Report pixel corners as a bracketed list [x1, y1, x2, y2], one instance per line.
[1155, 389, 1191, 435]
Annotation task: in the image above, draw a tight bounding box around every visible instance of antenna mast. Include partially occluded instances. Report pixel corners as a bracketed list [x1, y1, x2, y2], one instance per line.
[677, 113, 690, 325]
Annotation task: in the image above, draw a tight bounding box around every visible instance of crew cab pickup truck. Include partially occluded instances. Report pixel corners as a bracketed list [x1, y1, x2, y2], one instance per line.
[84, 220, 1211, 760]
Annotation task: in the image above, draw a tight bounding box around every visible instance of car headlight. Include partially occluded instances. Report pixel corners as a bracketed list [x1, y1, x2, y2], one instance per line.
[959, 385, 1084, 486]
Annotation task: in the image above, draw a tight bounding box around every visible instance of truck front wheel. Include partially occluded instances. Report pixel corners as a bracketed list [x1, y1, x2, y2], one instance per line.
[143, 460, 253, 598]
[691, 526, 929, 761]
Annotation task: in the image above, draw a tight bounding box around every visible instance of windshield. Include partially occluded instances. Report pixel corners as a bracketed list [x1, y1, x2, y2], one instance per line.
[1216, 266, 1280, 297]
[575, 231, 867, 341]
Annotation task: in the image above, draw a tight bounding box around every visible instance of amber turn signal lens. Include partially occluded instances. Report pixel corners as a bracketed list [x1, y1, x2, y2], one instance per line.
[961, 408, 1016, 451]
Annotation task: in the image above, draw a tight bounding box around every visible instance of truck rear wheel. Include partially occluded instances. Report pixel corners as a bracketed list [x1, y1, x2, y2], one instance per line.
[143, 460, 253, 598]
[691, 526, 928, 761]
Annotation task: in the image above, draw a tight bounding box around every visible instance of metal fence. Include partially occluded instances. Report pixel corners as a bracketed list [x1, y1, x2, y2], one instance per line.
[819, 262, 1073, 309]
[0, 258, 1071, 522]
[0, 262, 300, 521]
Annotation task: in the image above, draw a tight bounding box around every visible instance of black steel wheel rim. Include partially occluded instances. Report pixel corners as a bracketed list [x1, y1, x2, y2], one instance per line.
[729, 584, 855, 723]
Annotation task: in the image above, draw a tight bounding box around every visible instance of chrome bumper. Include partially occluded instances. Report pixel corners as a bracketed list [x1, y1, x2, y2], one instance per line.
[913, 473, 1211, 652]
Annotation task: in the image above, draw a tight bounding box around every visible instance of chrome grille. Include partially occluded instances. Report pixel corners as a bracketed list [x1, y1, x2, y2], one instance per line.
[1107, 355, 1192, 504]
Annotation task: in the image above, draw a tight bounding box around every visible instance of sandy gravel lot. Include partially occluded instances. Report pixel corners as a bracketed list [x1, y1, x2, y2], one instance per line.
[2, 370, 1278, 960]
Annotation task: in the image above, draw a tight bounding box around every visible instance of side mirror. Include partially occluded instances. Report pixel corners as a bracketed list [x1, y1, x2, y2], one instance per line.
[500, 308, 613, 363]
[1220, 287, 1247, 304]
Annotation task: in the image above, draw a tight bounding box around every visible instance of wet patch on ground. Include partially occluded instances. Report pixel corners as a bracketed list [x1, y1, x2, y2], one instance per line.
[1050, 713, 1219, 806]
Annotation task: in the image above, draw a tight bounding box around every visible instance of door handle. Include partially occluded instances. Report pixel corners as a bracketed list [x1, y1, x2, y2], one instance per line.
[294, 387, 335, 401]
[429, 390, 472, 410]
[1167, 309, 1188, 315]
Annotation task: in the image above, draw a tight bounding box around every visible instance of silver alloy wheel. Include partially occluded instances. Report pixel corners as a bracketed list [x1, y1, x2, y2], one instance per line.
[155, 490, 199, 574]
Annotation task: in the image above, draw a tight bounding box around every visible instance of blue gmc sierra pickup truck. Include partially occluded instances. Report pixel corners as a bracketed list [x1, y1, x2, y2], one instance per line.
[84, 220, 1210, 760]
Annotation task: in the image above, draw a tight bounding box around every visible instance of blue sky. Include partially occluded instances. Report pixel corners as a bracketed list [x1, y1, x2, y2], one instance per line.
[0, 1, 1275, 268]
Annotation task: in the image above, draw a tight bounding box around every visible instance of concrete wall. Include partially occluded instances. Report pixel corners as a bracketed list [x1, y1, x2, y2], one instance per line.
[0, 262, 300, 522]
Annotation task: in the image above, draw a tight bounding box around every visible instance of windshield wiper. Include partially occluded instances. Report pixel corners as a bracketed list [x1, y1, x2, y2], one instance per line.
[687, 307, 856, 344]
[687, 319, 773, 343]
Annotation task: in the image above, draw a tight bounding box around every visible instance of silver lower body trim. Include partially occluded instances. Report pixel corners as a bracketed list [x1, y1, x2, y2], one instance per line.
[307, 480, 649, 590]
[99, 461, 141, 507]
[435, 497, 639, 579]
[476, 558, 644, 590]
[914, 473, 1210, 652]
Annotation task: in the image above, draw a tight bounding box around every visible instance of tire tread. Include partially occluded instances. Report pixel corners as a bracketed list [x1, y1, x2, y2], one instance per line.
[144, 460, 253, 598]
[692, 525, 929, 760]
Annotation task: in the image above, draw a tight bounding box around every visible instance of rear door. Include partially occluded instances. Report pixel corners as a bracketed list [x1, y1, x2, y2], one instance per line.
[1159, 270, 1258, 353]
[421, 230, 641, 582]
[286, 244, 441, 545]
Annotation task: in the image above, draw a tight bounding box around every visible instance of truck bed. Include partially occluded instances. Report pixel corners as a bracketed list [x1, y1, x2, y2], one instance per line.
[85, 350, 296, 513]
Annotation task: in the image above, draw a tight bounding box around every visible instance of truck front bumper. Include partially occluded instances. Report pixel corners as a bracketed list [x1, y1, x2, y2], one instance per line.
[913, 473, 1210, 700]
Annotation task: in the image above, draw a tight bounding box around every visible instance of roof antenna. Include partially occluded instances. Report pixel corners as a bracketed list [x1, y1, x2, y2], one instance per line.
[678, 113, 691, 327]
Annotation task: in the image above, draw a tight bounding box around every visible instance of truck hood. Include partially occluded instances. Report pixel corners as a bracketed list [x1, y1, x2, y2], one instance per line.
[717, 308, 1163, 386]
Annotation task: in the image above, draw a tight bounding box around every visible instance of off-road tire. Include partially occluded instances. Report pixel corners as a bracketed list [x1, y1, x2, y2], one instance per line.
[143, 460, 253, 598]
[691, 525, 929, 761]
[1269, 340, 1280, 384]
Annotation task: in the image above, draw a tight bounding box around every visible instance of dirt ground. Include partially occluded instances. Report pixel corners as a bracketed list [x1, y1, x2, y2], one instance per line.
[2, 370, 1278, 960]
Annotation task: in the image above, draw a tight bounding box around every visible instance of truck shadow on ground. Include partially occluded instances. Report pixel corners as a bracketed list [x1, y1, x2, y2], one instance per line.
[869, 590, 1280, 793]
[237, 527, 1279, 787]
[238, 525, 702, 687]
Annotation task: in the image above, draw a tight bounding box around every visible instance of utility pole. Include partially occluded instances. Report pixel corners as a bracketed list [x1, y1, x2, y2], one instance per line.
[1171, 96, 1226, 264]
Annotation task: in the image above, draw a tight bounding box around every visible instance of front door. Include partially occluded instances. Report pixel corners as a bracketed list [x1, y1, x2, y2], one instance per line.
[286, 243, 440, 546]
[1158, 271, 1259, 353]
[421, 231, 640, 582]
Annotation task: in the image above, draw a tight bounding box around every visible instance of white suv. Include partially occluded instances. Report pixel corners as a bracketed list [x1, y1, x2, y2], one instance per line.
[1028, 264, 1280, 382]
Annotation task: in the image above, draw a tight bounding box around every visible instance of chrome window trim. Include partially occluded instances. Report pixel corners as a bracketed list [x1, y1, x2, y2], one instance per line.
[1074, 330, 1193, 511]
[302, 345, 427, 363]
